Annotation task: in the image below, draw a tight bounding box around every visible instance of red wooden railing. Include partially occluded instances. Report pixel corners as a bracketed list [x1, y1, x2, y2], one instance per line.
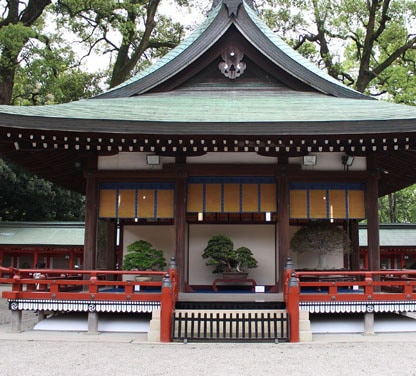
[295, 270, 416, 302]
[0, 263, 178, 342]
[284, 263, 416, 342]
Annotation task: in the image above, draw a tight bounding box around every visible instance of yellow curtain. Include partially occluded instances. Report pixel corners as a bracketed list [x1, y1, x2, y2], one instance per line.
[118, 189, 136, 218]
[309, 190, 327, 218]
[157, 189, 174, 218]
[99, 186, 174, 219]
[187, 184, 203, 213]
[260, 184, 277, 212]
[348, 190, 365, 218]
[205, 184, 222, 212]
[289, 186, 365, 219]
[223, 184, 240, 212]
[289, 190, 307, 218]
[329, 190, 346, 219]
[99, 190, 117, 217]
[137, 189, 155, 218]
[242, 184, 258, 212]
[186, 182, 277, 213]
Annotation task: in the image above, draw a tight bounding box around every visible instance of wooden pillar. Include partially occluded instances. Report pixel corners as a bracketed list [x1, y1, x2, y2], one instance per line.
[349, 220, 360, 270]
[107, 220, 117, 269]
[33, 250, 39, 269]
[84, 173, 98, 270]
[175, 166, 187, 292]
[278, 165, 290, 291]
[96, 219, 117, 270]
[366, 167, 380, 271]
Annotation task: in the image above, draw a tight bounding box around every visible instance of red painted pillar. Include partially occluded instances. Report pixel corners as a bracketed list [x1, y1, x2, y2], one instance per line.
[286, 273, 300, 343]
[160, 273, 174, 342]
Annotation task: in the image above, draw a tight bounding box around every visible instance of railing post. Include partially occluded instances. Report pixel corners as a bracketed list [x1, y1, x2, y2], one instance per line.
[89, 273, 98, 294]
[287, 272, 300, 343]
[364, 272, 374, 296]
[160, 273, 174, 342]
[12, 273, 22, 292]
[168, 257, 178, 301]
[284, 257, 295, 300]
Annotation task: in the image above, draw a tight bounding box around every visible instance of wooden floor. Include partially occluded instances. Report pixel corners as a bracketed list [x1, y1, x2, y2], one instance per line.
[178, 292, 284, 302]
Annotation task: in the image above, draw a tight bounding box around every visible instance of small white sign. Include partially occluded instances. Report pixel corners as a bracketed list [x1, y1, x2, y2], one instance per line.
[255, 285, 265, 293]
[134, 285, 141, 292]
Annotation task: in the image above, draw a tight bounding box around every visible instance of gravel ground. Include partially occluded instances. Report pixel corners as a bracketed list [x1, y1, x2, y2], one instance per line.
[1, 284, 416, 376]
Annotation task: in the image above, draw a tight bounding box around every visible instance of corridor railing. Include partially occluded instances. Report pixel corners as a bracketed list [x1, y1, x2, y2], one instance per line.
[284, 258, 416, 342]
[0, 259, 178, 342]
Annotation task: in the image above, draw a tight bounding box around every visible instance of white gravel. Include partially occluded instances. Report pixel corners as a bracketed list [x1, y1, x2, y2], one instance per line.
[1, 284, 416, 376]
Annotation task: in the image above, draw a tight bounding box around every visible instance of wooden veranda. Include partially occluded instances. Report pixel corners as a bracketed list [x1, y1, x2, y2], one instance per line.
[1, 258, 416, 342]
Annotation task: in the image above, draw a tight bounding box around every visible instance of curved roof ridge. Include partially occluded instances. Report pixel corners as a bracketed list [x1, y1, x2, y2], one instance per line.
[94, 1, 226, 99]
[96, 0, 371, 100]
[239, 2, 370, 99]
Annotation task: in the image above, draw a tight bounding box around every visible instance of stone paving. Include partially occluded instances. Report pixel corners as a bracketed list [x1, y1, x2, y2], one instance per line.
[1, 284, 416, 375]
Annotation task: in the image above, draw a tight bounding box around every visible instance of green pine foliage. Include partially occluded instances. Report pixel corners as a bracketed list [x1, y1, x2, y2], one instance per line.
[202, 234, 258, 274]
[122, 240, 167, 271]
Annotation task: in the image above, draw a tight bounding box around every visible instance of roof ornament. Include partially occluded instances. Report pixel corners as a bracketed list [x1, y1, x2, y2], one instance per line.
[211, 0, 255, 17]
[218, 46, 246, 79]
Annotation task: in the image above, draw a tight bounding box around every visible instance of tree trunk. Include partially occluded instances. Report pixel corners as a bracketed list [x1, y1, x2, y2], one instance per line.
[317, 253, 328, 270]
[0, 0, 52, 104]
[0, 80, 13, 105]
[109, 0, 161, 88]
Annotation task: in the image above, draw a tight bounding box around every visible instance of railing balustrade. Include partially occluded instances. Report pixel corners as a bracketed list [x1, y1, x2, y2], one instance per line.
[0, 262, 178, 342]
[284, 261, 416, 343]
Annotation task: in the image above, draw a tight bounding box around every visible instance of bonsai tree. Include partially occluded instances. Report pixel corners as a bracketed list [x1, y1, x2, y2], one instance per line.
[290, 221, 351, 269]
[122, 240, 167, 271]
[202, 234, 258, 274]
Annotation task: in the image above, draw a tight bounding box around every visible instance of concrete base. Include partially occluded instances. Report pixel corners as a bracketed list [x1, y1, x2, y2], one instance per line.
[11, 310, 22, 332]
[364, 312, 375, 335]
[148, 309, 161, 342]
[299, 309, 313, 342]
[37, 311, 45, 322]
[88, 311, 99, 334]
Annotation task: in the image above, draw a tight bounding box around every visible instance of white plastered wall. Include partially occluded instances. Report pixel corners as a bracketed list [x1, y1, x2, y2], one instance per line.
[188, 224, 277, 285]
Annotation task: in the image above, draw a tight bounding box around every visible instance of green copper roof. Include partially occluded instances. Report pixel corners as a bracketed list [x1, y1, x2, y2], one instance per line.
[1, 90, 416, 135]
[95, 2, 225, 97]
[359, 224, 416, 248]
[240, 3, 365, 98]
[96, 0, 367, 99]
[0, 222, 84, 246]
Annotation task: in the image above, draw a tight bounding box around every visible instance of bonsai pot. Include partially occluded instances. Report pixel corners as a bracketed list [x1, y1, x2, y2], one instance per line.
[222, 271, 249, 279]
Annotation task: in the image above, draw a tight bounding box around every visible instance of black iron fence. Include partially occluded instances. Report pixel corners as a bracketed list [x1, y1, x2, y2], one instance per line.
[172, 311, 290, 342]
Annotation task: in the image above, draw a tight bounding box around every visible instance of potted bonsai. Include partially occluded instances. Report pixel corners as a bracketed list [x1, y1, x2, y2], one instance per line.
[290, 221, 351, 269]
[202, 234, 258, 278]
[122, 240, 167, 281]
